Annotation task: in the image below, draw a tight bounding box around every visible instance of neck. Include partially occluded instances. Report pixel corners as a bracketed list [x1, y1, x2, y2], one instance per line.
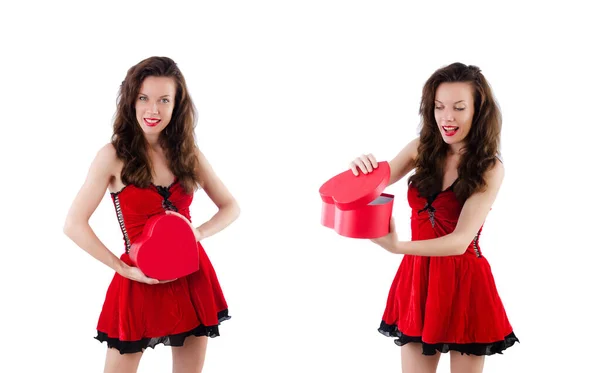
[144, 134, 161, 150]
[448, 142, 467, 156]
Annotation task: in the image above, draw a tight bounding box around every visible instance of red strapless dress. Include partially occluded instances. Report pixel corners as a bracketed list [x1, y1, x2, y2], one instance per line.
[95, 180, 230, 354]
[378, 181, 518, 355]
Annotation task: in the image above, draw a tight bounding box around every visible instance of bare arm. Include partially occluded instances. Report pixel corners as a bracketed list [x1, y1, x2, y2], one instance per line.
[193, 148, 240, 240]
[63, 144, 126, 273]
[387, 137, 420, 186]
[350, 137, 419, 186]
[374, 159, 505, 256]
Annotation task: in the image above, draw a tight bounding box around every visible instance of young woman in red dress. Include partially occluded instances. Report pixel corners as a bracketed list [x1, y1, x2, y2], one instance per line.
[64, 56, 240, 373]
[350, 63, 518, 373]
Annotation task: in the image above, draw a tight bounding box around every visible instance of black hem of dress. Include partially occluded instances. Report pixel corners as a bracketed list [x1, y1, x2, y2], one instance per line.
[378, 321, 519, 356]
[95, 309, 231, 355]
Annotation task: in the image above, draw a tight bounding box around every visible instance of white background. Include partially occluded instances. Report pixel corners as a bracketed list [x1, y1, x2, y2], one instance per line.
[1, 1, 598, 372]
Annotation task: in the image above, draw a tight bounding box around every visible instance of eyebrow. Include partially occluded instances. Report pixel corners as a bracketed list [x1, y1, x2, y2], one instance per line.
[435, 100, 466, 104]
[139, 93, 172, 98]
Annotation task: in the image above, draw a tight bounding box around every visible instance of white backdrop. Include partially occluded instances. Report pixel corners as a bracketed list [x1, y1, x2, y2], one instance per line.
[1, 1, 598, 372]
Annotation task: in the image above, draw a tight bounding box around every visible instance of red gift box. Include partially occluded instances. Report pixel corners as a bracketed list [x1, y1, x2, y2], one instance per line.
[319, 161, 394, 238]
[129, 214, 200, 280]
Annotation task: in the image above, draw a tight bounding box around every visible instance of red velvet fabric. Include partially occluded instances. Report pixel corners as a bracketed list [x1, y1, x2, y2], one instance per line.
[96, 181, 229, 347]
[381, 185, 514, 346]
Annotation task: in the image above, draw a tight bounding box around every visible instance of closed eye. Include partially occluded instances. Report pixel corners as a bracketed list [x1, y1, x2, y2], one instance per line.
[435, 107, 465, 111]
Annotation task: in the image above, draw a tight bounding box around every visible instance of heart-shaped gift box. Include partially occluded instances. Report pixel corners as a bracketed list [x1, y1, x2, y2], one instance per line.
[319, 161, 394, 238]
[129, 214, 200, 280]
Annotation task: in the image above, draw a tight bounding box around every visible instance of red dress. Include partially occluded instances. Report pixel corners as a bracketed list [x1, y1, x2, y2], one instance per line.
[378, 180, 518, 355]
[95, 180, 230, 354]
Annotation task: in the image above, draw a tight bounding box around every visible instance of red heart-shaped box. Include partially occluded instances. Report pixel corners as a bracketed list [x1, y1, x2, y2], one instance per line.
[319, 161, 394, 238]
[129, 214, 200, 281]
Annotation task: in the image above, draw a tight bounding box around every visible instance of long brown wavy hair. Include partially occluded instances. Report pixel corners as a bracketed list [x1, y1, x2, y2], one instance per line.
[407, 62, 502, 203]
[111, 56, 202, 194]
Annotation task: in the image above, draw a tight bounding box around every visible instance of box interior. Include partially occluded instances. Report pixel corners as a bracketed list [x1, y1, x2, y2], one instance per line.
[368, 195, 394, 205]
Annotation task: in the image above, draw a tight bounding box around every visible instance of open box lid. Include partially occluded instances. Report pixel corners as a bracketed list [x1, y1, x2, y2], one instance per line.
[319, 161, 390, 211]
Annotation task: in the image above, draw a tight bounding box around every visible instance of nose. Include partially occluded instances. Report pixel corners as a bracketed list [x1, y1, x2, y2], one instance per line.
[150, 102, 159, 114]
[440, 109, 454, 123]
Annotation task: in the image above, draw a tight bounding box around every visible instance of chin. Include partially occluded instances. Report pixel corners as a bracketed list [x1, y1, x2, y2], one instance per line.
[442, 136, 457, 143]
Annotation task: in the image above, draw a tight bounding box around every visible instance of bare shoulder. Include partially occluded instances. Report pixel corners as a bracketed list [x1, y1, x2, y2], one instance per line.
[193, 146, 212, 187]
[406, 136, 420, 160]
[194, 146, 211, 170]
[392, 136, 420, 163]
[193, 146, 237, 208]
[194, 146, 206, 161]
[96, 143, 119, 164]
[484, 157, 505, 188]
[91, 143, 121, 182]
[387, 136, 420, 185]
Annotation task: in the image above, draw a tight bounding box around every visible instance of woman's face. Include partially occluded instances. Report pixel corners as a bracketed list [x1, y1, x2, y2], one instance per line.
[135, 76, 177, 136]
[434, 82, 475, 148]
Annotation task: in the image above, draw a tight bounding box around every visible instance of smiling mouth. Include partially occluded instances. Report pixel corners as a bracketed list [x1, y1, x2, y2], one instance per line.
[144, 118, 161, 127]
[442, 126, 459, 133]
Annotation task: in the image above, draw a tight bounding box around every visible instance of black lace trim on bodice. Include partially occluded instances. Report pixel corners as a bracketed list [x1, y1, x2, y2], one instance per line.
[473, 230, 482, 257]
[110, 181, 178, 254]
[418, 200, 437, 228]
[113, 194, 132, 253]
[155, 184, 178, 212]
[417, 179, 458, 228]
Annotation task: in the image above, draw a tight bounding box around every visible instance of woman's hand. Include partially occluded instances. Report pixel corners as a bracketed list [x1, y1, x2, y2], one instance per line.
[349, 153, 378, 176]
[371, 217, 400, 254]
[118, 262, 177, 284]
[165, 210, 203, 242]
